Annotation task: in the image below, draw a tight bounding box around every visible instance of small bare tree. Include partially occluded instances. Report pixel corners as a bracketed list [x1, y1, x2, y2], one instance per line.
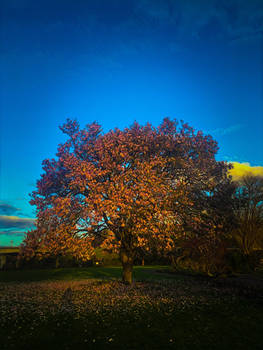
[232, 174, 263, 258]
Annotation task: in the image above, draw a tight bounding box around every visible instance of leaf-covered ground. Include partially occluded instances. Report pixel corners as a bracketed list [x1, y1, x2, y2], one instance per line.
[1, 267, 263, 349]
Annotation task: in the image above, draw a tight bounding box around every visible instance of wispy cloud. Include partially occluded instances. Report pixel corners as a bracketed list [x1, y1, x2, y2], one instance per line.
[0, 201, 20, 215]
[229, 161, 263, 180]
[0, 215, 35, 229]
[134, 0, 263, 43]
[0, 230, 25, 237]
[206, 124, 244, 136]
[0, 201, 33, 218]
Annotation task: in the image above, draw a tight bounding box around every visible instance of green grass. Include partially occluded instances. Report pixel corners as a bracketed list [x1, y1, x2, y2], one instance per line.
[1, 266, 263, 350]
[0, 265, 175, 282]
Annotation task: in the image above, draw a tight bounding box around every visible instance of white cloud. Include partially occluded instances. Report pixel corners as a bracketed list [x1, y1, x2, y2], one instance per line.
[0, 215, 35, 229]
[228, 161, 263, 180]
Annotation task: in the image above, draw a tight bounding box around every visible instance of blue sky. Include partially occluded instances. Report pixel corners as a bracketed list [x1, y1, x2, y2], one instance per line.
[1, 0, 263, 246]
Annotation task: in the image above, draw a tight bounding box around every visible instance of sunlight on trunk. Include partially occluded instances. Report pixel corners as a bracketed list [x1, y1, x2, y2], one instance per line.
[120, 249, 133, 285]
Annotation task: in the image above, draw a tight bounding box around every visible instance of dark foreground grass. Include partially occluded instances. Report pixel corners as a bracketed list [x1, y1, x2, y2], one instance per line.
[0, 265, 172, 283]
[1, 267, 263, 350]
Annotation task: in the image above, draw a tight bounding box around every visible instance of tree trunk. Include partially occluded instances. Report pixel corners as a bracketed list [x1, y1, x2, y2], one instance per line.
[170, 255, 176, 269]
[120, 248, 134, 285]
[55, 256, 60, 269]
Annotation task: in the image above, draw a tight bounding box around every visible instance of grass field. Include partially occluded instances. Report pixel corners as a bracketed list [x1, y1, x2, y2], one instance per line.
[1, 266, 263, 350]
[0, 265, 172, 283]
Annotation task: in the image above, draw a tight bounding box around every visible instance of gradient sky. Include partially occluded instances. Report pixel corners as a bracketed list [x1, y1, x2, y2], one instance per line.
[1, 0, 263, 246]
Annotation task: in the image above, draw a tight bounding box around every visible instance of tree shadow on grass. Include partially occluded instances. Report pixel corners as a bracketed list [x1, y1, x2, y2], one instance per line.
[0, 266, 174, 283]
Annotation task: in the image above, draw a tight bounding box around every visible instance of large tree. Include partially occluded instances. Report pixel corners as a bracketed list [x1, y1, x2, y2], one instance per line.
[26, 118, 227, 283]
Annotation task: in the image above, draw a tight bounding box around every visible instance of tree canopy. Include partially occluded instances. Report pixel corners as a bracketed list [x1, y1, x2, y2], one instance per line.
[22, 118, 230, 283]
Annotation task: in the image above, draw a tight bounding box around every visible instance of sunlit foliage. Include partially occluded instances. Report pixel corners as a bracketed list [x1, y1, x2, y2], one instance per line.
[20, 215, 94, 266]
[22, 118, 230, 282]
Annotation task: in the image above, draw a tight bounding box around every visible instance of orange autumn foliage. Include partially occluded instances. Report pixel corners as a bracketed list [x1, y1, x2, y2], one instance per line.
[22, 118, 228, 282]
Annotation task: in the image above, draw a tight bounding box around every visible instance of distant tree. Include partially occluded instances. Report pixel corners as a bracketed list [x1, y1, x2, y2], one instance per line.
[26, 118, 227, 283]
[169, 162, 235, 275]
[231, 175, 263, 264]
